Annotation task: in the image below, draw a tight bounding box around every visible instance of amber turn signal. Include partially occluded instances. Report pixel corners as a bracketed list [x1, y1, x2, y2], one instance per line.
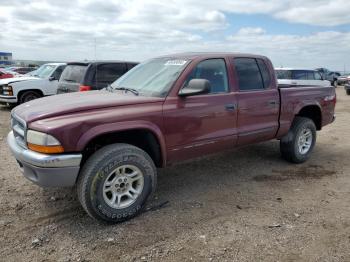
[28, 143, 65, 154]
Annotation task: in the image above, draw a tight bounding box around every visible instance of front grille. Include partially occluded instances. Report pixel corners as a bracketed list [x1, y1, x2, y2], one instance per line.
[11, 113, 27, 148]
[0, 85, 3, 94]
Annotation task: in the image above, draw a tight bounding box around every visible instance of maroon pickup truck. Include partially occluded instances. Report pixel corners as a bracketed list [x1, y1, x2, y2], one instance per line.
[7, 53, 336, 223]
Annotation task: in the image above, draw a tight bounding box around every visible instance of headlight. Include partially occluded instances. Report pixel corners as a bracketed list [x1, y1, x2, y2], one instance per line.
[27, 130, 64, 154]
[2, 85, 13, 91]
[2, 85, 13, 96]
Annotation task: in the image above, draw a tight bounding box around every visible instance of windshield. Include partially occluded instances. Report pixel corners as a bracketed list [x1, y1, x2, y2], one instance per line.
[110, 58, 190, 97]
[31, 64, 56, 78]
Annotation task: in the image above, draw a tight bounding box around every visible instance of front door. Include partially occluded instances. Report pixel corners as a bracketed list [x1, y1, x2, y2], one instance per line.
[163, 58, 238, 163]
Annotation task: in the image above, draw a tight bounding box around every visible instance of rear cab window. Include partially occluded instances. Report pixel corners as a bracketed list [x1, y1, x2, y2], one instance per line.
[60, 64, 87, 83]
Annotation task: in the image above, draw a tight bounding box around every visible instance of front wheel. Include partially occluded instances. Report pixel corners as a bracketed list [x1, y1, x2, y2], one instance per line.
[280, 117, 316, 163]
[19, 90, 41, 104]
[77, 143, 157, 223]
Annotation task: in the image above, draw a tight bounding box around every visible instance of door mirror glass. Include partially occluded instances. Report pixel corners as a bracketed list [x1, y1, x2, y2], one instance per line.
[179, 79, 211, 97]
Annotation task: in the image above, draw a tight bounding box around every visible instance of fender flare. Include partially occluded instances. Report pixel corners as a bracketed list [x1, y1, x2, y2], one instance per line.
[76, 120, 167, 166]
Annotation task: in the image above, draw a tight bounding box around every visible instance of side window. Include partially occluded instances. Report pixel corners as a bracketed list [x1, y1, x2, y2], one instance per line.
[96, 63, 126, 84]
[276, 70, 292, 79]
[185, 59, 229, 93]
[52, 65, 65, 80]
[292, 70, 308, 80]
[307, 71, 315, 80]
[314, 72, 322, 80]
[257, 59, 271, 88]
[127, 63, 138, 71]
[234, 58, 264, 91]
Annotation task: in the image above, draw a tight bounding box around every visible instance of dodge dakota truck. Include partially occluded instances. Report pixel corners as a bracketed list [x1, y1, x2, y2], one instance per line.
[7, 53, 336, 223]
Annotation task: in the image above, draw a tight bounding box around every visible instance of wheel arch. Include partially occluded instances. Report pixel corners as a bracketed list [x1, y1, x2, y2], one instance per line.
[77, 122, 167, 168]
[295, 104, 322, 130]
[17, 89, 44, 99]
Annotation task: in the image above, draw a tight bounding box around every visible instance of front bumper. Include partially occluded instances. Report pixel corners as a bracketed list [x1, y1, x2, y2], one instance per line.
[7, 131, 82, 187]
[0, 95, 17, 104]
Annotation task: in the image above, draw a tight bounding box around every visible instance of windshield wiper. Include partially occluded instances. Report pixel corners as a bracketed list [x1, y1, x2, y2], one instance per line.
[113, 86, 139, 96]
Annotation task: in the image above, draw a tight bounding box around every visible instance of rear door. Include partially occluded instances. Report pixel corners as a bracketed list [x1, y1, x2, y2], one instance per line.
[93, 63, 127, 90]
[233, 57, 279, 145]
[57, 64, 87, 93]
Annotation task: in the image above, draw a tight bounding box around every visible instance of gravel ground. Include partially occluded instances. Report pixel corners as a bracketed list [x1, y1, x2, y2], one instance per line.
[0, 88, 349, 262]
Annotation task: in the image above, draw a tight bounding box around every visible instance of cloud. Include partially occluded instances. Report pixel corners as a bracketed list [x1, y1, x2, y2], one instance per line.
[226, 28, 350, 69]
[237, 27, 266, 36]
[0, 0, 349, 70]
[275, 0, 350, 26]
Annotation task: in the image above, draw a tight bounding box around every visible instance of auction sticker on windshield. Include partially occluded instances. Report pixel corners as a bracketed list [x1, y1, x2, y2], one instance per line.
[164, 60, 188, 66]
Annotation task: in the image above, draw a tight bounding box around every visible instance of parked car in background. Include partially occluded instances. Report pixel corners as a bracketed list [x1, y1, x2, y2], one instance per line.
[275, 68, 330, 87]
[0, 68, 18, 79]
[337, 74, 350, 86]
[0, 63, 66, 105]
[7, 53, 336, 223]
[315, 68, 340, 87]
[345, 84, 350, 95]
[6, 66, 37, 75]
[57, 61, 138, 94]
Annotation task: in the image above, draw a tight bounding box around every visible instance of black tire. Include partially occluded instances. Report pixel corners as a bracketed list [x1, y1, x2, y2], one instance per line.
[77, 143, 157, 223]
[280, 117, 316, 164]
[19, 90, 41, 104]
[346, 89, 350, 96]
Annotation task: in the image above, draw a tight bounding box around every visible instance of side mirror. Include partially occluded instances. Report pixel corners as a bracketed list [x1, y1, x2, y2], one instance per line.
[49, 76, 56, 81]
[178, 79, 211, 97]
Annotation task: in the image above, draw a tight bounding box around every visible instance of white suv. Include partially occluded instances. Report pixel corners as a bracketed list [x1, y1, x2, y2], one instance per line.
[275, 68, 331, 87]
[0, 63, 66, 105]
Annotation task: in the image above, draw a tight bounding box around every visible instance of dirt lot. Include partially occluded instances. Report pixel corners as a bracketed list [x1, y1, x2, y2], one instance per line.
[1, 88, 349, 262]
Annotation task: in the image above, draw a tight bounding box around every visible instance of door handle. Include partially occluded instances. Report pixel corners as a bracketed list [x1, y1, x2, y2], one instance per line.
[225, 103, 236, 111]
[268, 100, 278, 106]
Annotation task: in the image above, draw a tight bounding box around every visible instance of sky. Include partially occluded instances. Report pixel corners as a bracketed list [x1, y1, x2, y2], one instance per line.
[0, 0, 349, 71]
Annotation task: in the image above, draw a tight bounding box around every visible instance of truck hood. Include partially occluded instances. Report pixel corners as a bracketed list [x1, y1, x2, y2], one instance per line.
[0, 76, 39, 85]
[13, 90, 165, 123]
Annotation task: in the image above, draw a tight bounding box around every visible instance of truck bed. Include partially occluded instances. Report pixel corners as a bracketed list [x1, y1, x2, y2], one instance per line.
[277, 85, 336, 138]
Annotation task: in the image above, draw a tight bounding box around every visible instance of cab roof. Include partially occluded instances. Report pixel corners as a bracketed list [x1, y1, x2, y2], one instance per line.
[157, 52, 269, 60]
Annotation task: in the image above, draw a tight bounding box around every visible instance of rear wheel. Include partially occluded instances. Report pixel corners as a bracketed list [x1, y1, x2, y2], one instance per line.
[77, 143, 157, 223]
[19, 90, 41, 104]
[280, 117, 316, 163]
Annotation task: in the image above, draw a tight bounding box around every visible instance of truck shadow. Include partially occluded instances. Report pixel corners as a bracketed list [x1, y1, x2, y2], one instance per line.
[28, 140, 343, 253]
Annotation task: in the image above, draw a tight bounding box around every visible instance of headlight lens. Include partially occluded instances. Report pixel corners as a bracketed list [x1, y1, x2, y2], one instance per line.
[2, 85, 13, 91]
[27, 130, 64, 154]
[2, 85, 13, 96]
